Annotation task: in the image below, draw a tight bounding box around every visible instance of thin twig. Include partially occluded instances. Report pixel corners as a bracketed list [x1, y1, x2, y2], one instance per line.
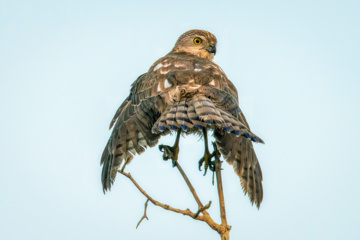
[119, 171, 199, 217]
[176, 162, 206, 210]
[193, 201, 212, 219]
[215, 159, 227, 225]
[136, 199, 150, 229]
[118, 170, 225, 233]
[213, 142, 231, 239]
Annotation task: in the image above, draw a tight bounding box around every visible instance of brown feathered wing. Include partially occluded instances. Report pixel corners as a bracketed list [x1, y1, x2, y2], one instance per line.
[101, 52, 264, 208]
[101, 74, 162, 192]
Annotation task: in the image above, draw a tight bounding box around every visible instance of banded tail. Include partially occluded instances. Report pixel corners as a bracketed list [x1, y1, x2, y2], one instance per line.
[152, 95, 264, 144]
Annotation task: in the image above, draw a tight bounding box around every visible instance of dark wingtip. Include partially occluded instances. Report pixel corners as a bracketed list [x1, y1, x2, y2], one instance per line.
[102, 183, 112, 194]
[102, 183, 107, 194]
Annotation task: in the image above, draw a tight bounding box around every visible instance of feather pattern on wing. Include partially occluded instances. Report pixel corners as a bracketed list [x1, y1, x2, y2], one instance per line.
[214, 129, 263, 208]
[101, 29, 264, 208]
[101, 88, 163, 192]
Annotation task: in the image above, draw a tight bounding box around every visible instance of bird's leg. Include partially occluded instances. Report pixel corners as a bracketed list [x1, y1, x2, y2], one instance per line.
[198, 129, 220, 175]
[159, 129, 181, 167]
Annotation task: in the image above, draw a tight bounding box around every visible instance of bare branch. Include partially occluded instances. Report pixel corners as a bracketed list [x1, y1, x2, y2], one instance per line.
[215, 160, 227, 225]
[136, 199, 149, 229]
[119, 171, 199, 218]
[118, 170, 227, 234]
[118, 141, 232, 240]
[176, 162, 206, 210]
[213, 142, 231, 239]
[193, 201, 212, 219]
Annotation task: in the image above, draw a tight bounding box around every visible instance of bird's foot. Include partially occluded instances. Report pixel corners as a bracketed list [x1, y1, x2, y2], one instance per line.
[198, 142, 221, 175]
[159, 144, 179, 167]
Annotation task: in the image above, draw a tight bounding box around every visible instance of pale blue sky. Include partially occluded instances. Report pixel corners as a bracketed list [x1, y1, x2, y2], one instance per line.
[1, 1, 359, 240]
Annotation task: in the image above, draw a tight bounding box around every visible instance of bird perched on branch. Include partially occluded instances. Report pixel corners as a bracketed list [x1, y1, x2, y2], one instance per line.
[101, 29, 265, 208]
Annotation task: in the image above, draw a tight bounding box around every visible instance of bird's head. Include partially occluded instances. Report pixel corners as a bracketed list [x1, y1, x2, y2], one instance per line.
[171, 29, 217, 61]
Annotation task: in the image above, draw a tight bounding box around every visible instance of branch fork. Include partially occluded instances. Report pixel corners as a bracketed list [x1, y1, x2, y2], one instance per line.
[118, 142, 231, 240]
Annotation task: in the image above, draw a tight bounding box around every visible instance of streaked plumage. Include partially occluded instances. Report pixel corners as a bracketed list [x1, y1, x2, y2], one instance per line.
[101, 29, 264, 208]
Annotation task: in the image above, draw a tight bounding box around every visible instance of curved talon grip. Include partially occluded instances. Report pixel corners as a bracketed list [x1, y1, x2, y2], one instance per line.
[203, 168, 208, 176]
[158, 145, 173, 161]
[159, 145, 165, 152]
[198, 157, 204, 171]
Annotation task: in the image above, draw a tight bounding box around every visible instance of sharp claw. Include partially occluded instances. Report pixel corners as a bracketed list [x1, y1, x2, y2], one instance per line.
[199, 143, 222, 176]
[198, 158, 204, 171]
[159, 145, 173, 161]
[158, 143, 179, 166]
[159, 129, 181, 167]
[203, 167, 208, 176]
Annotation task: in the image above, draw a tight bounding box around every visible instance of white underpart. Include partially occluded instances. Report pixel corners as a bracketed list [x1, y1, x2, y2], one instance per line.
[153, 63, 163, 71]
[209, 79, 216, 86]
[157, 83, 161, 92]
[164, 79, 172, 88]
[194, 68, 202, 72]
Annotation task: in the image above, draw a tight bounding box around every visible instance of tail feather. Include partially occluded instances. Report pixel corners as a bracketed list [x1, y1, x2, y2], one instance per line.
[193, 97, 224, 126]
[176, 100, 194, 130]
[157, 107, 170, 132]
[165, 103, 180, 129]
[187, 103, 207, 128]
[215, 109, 235, 132]
[152, 95, 263, 144]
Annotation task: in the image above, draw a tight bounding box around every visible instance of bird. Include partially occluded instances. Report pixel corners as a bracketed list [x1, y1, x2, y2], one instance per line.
[101, 29, 265, 208]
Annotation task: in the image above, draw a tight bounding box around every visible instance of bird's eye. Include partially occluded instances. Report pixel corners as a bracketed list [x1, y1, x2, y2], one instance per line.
[193, 37, 202, 45]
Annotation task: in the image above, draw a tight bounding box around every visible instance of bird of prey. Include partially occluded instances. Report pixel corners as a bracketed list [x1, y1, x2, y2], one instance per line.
[101, 29, 265, 208]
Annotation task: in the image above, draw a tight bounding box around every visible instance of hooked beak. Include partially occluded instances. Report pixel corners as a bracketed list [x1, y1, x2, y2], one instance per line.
[207, 45, 216, 55]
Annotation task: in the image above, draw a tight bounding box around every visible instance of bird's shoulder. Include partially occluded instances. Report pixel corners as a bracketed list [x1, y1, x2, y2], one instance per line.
[130, 52, 238, 103]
